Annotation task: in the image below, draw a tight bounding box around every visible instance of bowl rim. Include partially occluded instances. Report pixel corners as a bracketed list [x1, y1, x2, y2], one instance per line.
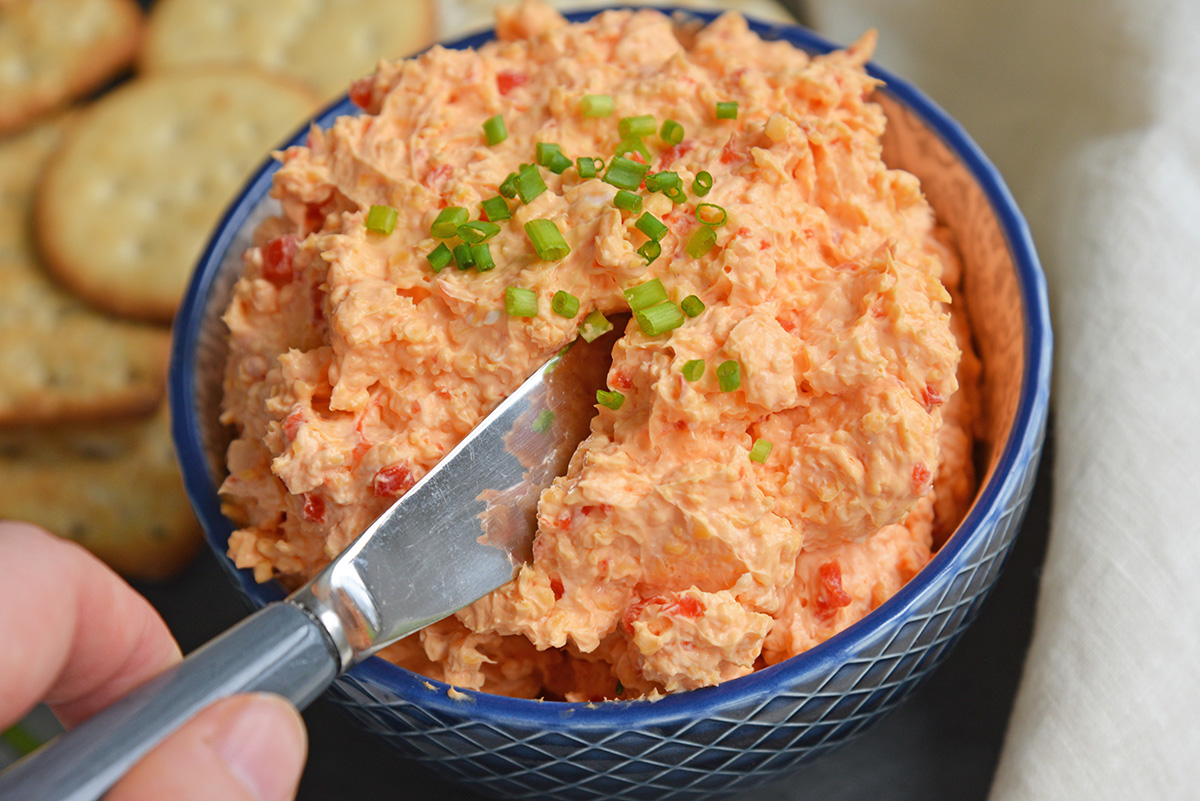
[170, 5, 1052, 730]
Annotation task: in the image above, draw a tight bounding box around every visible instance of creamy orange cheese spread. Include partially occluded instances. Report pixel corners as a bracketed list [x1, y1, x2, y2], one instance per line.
[220, 1, 979, 700]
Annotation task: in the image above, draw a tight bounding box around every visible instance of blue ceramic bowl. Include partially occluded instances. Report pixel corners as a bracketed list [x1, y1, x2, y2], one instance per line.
[170, 7, 1052, 800]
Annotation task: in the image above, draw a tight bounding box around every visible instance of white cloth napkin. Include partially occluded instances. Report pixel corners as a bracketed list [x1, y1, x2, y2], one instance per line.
[806, 0, 1200, 798]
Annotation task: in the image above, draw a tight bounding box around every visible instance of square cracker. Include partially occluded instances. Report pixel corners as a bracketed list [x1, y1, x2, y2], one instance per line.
[0, 0, 143, 135]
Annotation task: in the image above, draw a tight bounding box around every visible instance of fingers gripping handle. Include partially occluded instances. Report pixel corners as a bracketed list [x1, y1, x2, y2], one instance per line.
[0, 602, 339, 801]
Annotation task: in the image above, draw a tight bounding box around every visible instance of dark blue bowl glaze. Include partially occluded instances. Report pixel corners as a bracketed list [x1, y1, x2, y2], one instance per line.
[171, 8, 1052, 800]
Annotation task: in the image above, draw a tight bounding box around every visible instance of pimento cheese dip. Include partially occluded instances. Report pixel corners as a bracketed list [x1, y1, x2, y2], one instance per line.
[220, 1, 980, 700]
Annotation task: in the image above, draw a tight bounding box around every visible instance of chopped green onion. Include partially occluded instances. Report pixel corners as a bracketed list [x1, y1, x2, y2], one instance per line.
[514, 163, 547, 203]
[533, 409, 555, 433]
[580, 93, 614, 117]
[458, 220, 501, 243]
[536, 142, 572, 174]
[717, 359, 741, 392]
[365, 204, 398, 235]
[551, 290, 580, 318]
[664, 186, 688, 204]
[716, 101, 738, 120]
[505, 286, 538, 317]
[749, 438, 774, 463]
[645, 171, 681, 193]
[576, 156, 604, 179]
[682, 359, 705, 382]
[472, 242, 495, 272]
[637, 240, 661, 264]
[483, 114, 508, 145]
[426, 242, 452, 273]
[623, 277, 667, 311]
[547, 152, 572, 174]
[613, 189, 642, 214]
[680, 294, 705, 317]
[431, 206, 469, 238]
[686, 225, 717, 258]
[635, 212, 668, 241]
[579, 309, 612, 342]
[499, 172, 519, 198]
[613, 138, 651, 162]
[524, 218, 570, 261]
[692, 170, 713, 196]
[636, 300, 685, 337]
[618, 114, 656, 139]
[452, 242, 475, 270]
[596, 389, 625, 410]
[480, 195, 511, 222]
[660, 119, 684, 146]
[695, 203, 727, 227]
[603, 155, 649, 191]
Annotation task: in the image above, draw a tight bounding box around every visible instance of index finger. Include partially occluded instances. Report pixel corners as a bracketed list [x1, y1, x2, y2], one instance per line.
[0, 521, 182, 730]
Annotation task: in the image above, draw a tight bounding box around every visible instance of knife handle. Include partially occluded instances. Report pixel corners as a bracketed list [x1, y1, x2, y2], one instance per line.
[0, 601, 339, 801]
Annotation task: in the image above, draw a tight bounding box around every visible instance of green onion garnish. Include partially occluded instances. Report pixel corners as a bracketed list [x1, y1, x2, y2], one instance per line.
[431, 206, 468, 238]
[579, 309, 612, 342]
[596, 389, 626, 410]
[716, 101, 738, 120]
[536, 142, 572, 174]
[680, 294, 705, 317]
[533, 409, 555, 433]
[499, 172, 519, 199]
[613, 189, 642, 214]
[505, 286, 538, 317]
[682, 359, 705, 382]
[547, 152, 572, 173]
[603, 155, 649, 191]
[749, 438, 773, 463]
[692, 170, 713, 196]
[580, 93, 614, 117]
[637, 240, 661, 264]
[613, 138, 651, 162]
[618, 114, 656, 139]
[645, 171, 681, 193]
[717, 359, 741, 392]
[458, 220, 501, 244]
[635, 212, 668, 241]
[664, 186, 687, 204]
[695, 203, 727, 227]
[426, 242, 452, 273]
[551, 290, 580, 318]
[483, 114, 508, 145]
[636, 300, 685, 337]
[576, 156, 604, 178]
[453, 242, 475, 270]
[480, 195, 511, 222]
[525, 218, 570, 261]
[686, 225, 717, 258]
[365, 204, 398, 235]
[660, 119, 684, 146]
[515, 163, 547, 204]
[623, 277, 667, 311]
[472, 242, 496, 272]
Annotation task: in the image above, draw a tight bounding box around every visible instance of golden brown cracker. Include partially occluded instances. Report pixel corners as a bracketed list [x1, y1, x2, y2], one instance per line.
[140, 0, 436, 101]
[0, 118, 170, 426]
[34, 68, 319, 323]
[0, 0, 143, 135]
[0, 404, 203, 581]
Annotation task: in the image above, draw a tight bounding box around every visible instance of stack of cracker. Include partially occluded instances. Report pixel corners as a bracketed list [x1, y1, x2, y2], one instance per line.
[0, 0, 436, 580]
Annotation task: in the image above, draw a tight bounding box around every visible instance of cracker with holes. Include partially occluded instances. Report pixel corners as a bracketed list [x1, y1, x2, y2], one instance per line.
[35, 68, 319, 323]
[140, 0, 436, 102]
[1, 118, 170, 426]
[0, 0, 143, 135]
[0, 404, 202, 581]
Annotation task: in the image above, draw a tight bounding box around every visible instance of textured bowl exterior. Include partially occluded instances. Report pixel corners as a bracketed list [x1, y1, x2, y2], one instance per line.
[170, 8, 1052, 801]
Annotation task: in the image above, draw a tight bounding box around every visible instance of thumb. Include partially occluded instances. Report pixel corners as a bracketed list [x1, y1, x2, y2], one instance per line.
[104, 693, 307, 801]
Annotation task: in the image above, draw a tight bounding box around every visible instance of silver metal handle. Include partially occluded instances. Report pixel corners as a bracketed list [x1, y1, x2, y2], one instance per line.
[0, 601, 339, 801]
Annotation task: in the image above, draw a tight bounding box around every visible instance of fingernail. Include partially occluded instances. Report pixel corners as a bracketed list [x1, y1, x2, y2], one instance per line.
[214, 694, 307, 801]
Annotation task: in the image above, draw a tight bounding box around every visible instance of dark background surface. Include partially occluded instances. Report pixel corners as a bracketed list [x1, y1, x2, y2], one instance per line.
[135, 429, 1054, 801]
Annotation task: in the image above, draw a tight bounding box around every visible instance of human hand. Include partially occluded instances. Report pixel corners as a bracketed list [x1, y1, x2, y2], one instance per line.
[0, 521, 307, 801]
